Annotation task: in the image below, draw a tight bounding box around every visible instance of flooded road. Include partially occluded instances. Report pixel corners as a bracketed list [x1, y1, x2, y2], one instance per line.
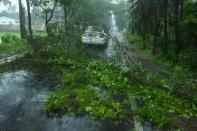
[86, 11, 118, 60]
[0, 11, 134, 131]
[0, 68, 133, 131]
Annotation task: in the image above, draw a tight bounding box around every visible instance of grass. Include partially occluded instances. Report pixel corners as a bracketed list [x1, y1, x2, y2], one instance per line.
[0, 43, 28, 55]
[0, 32, 47, 38]
[0, 32, 20, 38]
[0, 33, 29, 56]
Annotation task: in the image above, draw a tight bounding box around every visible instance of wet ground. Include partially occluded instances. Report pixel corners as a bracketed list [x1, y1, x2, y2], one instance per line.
[0, 68, 133, 131]
[0, 11, 134, 131]
[0, 51, 27, 65]
[85, 11, 118, 60]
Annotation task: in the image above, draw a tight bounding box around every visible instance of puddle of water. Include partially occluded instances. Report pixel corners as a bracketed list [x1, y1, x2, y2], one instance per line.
[31, 92, 50, 103]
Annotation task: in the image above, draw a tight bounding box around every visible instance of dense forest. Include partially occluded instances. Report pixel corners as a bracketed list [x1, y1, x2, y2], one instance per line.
[0, 0, 196, 131]
[127, 0, 197, 74]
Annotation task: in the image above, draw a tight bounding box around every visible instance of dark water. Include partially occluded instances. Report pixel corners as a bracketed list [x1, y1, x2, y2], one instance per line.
[0, 68, 133, 131]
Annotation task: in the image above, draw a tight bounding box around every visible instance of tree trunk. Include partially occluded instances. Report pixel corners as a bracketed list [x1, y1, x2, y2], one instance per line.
[174, 0, 181, 64]
[142, 33, 146, 49]
[140, 0, 146, 49]
[18, 0, 27, 39]
[163, 0, 169, 56]
[180, 0, 184, 21]
[64, 6, 67, 35]
[152, 8, 160, 55]
[45, 11, 49, 34]
[26, 0, 33, 38]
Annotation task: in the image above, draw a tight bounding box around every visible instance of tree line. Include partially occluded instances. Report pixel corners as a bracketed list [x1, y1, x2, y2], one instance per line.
[128, 0, 197, 65]
[1, 0, 112, 39]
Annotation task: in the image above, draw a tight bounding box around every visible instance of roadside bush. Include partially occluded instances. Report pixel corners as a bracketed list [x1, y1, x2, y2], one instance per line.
[1, 33, 21, 44]
[179, 46, 197, 76]
[170, 66, 189, 89]
[169, 66, 197, 92]
[125, 33, 142, 44]
[0, 33, 28, 55]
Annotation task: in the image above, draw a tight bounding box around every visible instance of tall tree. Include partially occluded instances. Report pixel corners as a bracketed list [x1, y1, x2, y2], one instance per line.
[163, 0, 169, 56]
[180, 0, 184, 21]
[18, 0, 27, 39]
[139, 0, 147, 49]
[174, 0, 181, 63]
[59, 0, 72, 34]
[32, 0, 58, 34]
[152, 4, 161, 55]
[26, 0, 33, 38]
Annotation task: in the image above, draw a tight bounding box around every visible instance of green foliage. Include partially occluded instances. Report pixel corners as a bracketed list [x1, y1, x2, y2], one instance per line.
[45, 59, 130, 120]
[125, 33, 142, 44]
[46, 91, 69, 113]
[85, 61, 129, 95]
[46, 84, 127, 120]
[179, 47, 197, 76]
[33, 32, 86, 62]
[125, 32, 196, 92]
[128, 86, 197, 128]
[180, 17, 197, 47]
[127, 0, 197, 71]
[0, 33, 29, 55]
[1, 33, 19, 43]
[45, 52, 197, 128]
[169, 66, 197, 92]
[170, 66, 189, 89]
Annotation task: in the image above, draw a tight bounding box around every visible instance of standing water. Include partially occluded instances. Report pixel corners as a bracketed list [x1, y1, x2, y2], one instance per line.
[0, 67, 133, 131]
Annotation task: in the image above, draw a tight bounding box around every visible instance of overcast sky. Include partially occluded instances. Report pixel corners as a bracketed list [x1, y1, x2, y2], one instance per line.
[0, 0, 26, 12]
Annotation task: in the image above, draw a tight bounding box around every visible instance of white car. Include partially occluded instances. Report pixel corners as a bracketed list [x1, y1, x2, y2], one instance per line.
[82, 26, 107, 46]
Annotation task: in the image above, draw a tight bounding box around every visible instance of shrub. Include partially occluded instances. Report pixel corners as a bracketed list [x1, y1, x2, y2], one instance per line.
[179, 46, 197, 76]
[125, 33, 142, 44]
[169, 66, 191, 90]
[1, 33, 20, 44]
[0, 33, 28, 55]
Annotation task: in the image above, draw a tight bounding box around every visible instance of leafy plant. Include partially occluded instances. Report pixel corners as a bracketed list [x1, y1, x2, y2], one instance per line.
[0, 33, 28, 55]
